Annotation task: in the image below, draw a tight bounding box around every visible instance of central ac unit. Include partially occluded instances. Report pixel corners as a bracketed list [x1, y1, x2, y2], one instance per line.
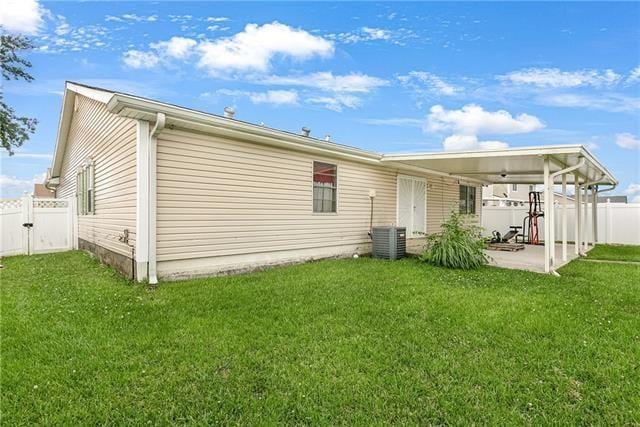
[371, 226, 406, 260]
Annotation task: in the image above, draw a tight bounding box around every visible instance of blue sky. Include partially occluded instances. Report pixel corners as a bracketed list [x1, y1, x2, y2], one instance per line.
[1, 1, 639, 199]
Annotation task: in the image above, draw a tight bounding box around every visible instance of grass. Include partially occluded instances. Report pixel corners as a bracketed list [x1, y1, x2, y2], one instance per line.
[2, 247, 639, 425]
[587, 244, 640, 263]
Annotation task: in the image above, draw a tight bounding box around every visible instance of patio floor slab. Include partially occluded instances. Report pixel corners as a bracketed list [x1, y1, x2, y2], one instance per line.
[487, 243, 583, 274]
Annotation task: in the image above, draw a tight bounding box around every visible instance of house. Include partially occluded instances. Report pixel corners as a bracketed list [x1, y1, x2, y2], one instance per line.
[597, 195, 627, 204]
[33, 183, 54, 198]
[483, 184, 574, 207]
[45, 82, 616, 280]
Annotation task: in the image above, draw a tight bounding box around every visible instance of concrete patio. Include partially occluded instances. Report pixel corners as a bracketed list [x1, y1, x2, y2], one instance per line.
[487, 243, 583, 274]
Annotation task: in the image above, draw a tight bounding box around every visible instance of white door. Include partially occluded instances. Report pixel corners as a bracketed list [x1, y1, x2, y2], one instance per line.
[397, 176, 426, 237]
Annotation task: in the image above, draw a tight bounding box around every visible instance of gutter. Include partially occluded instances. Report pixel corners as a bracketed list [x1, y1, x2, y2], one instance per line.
[148, 113, 165, 285]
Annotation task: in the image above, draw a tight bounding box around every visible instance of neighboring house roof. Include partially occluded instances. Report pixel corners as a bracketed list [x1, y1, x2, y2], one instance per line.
[47, 81, 618, 189]
[597, 195, 627, 203]
[33, 183, 54, 198]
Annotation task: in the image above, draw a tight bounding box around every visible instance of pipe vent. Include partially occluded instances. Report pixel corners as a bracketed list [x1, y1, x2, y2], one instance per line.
[223, 107, 235, 118]
[301, 127, 311, 137]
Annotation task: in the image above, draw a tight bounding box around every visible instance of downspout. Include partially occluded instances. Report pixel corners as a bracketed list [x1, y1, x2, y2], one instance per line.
[148, 113, 166, 285]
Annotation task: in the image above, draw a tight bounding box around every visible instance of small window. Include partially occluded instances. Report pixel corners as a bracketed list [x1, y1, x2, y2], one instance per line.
[459, 185, 476, 214]
[313, 161, 337, 213]
[512, 184, 518, 191]
[77, 160, 95, 215]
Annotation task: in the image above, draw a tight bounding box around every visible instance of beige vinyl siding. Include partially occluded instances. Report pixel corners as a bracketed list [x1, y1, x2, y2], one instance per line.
[156, 129, 481, 265]
[156, 129, 398, 262]
[55, 94, 137, 257]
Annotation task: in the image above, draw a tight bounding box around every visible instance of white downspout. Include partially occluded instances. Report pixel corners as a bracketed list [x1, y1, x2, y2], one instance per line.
[148, 112, 165, 285]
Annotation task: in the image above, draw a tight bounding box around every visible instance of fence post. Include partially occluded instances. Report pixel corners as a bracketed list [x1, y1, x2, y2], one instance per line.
[69, 197, 78, 249]
[20, 193, 33, 255]
[605, 199, 611, 244]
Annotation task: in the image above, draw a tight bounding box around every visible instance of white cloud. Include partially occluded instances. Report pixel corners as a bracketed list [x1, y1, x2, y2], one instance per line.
[257, 72, 387, 112]
[259, 72, 388, 93]
[626, 66, 640, 85]
[307, 94, 361, 112]
[206, 17, 229, 22]
[426, 104, 544, 135]
[623, 183, 640, 203]
[197, 22, 334, 74]
[0, 172, 46, 198]
[615, 133, 640, 150]
[0, 0, 46, 35]
[328, 26, 407, 44]
[539, 93, 640, 113]
[54, 15, 70, 36]
[398, 71, 462, 97]
[106, 13, 158, 23]
[359, 117, 423, 127]
[208, 89, 299, 106]
[499, 68, 622, 88]
[150, 36, 197, 59]
[122, 50, 159, 69]
[362, 27, 391, 40]
[442, 134, 509, 151]
[250, 90, 298, 105]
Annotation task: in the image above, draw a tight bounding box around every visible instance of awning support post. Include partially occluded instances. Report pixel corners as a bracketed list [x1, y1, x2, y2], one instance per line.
[592, 186, 598, 245]
[574, 173, 581, 255]
[562, 174, 567, 262]
[583, 185, 588, 253]
[543, 156, 551, 273]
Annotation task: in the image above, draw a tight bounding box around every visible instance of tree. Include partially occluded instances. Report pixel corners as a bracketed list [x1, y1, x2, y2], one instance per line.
[1, 33, 38, 155]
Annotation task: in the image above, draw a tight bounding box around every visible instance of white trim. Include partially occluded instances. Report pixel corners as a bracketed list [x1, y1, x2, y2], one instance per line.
[135, 120, 150, 282]
[543, 156, 551, 273]
[562, 174, 567, 262]
[66, 82, 114, 104]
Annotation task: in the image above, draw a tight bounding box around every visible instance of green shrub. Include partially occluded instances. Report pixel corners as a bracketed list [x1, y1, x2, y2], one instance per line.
[420, 211, 489, 269]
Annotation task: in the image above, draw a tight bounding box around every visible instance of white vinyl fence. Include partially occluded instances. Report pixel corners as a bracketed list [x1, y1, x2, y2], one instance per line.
[482, 202, 640, 245]
[1, 195, 76, 257]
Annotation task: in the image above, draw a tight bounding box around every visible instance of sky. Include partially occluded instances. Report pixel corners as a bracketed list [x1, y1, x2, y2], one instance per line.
[1, 1, 639, 200]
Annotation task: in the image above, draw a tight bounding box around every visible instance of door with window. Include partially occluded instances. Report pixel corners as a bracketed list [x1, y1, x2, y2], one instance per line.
[397, 175, 426, 237]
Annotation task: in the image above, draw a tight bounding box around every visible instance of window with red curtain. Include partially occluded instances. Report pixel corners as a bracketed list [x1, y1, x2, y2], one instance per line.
[313, 161, 337, 213]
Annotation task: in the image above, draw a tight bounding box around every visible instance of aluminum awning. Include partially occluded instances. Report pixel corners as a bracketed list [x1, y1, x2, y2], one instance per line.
[381, 145, 617, 185]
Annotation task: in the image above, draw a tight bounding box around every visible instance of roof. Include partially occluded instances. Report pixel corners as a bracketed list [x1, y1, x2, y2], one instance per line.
[597, 195, 627, 203]
[48, 81, 618, 187]
[381, 145, 617, 185]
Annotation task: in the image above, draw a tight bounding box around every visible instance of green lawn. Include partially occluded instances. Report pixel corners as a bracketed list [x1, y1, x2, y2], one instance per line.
[2, 247, 639, 425]
[587, 244, 640, 263]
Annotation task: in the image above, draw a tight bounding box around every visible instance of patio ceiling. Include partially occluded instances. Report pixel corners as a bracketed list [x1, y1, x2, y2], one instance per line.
[381, 145, 617, 185]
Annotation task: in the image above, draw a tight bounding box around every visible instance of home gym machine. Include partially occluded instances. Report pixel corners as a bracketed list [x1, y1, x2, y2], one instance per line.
[519, 191, 544, 245]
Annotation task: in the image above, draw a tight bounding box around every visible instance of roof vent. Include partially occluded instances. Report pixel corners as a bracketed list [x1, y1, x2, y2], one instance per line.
[324, 134, 331, 142]
[223, 106, 235, 119]
[301, 127, 311, 137]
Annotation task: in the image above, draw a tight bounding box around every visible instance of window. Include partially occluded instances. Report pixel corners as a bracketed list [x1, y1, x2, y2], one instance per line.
[313, 161, 337, 213]
[77, 160, 95, 215]
[512, 184, 518, 191]
[459, 185, 476, 214]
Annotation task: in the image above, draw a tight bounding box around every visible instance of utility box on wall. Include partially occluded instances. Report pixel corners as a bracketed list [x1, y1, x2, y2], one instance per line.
[371, 226, 406, 260]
